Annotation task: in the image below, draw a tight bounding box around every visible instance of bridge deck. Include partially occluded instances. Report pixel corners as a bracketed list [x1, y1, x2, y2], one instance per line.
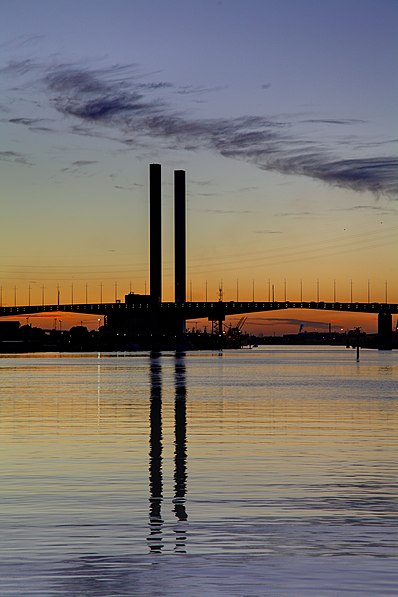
[1, 300, 397, 320]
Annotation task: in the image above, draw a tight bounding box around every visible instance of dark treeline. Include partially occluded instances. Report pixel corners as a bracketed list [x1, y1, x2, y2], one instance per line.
[1, 321, 396, 352]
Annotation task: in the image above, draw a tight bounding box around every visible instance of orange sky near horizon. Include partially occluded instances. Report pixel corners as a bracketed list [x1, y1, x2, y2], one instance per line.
[0, 308, 395, 336]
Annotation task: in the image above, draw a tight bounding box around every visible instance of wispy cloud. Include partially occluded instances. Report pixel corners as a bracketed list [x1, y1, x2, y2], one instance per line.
[9, 117, 44, 126]
[7, 116, 56, 134]
[251, 317, 332, 329]
[300, 118, 366, 125]
[71, 160, 98, 167]
[196, 207, 252, 214]
[2, 58, 398, 196]
[176, 84, 227, 95]
[276, 211, 314, 217]
[138, 81, 173, 90]
[60, 160, 99, 174]
[335, 204, 398, 214]
[0, 34, 45, 51]
[0, 150, 31, 165]
[255, 229, 282, 234]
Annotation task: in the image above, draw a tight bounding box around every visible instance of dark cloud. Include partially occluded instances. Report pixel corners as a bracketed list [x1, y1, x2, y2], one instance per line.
[3, 58, 398, 196]
[43, 65, 159, 123]
[310, 157, 398, 195]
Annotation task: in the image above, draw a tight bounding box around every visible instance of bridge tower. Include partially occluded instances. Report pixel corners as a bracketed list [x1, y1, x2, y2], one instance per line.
[174, 169, 187, 336]
[150, 164, 162, 305]
[174, 170, 186, 304]
[378, 311, 392, 350]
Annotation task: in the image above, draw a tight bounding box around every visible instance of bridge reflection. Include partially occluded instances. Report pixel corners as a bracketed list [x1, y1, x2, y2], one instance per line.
[147, 352, 188, 553]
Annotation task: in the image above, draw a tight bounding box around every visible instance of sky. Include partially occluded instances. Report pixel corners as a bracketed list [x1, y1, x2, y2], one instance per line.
[1, 0, 397, 333]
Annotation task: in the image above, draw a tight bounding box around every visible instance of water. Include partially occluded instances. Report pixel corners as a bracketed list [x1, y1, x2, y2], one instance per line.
[0, 347, 397, 596]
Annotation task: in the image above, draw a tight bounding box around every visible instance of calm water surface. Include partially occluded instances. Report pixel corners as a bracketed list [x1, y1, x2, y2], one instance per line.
[0, 347, 397, 596]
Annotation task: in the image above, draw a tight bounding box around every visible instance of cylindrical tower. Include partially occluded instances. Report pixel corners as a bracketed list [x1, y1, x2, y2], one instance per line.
[174, 170, 186, 304]
[150, 163, 162, 304]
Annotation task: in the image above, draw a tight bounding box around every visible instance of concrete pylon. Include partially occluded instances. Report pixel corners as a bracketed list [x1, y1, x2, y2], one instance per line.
[150, 164, 162, 304]
[378, 311, 392, 350]
[174, 170, 186, 304]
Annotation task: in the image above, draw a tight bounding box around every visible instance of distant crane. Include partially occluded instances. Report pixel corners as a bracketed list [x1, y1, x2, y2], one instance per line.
[223, 316, 248, 348]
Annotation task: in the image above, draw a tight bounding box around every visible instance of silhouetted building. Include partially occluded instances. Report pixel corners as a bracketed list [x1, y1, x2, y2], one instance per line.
[0, 321, 20, 340]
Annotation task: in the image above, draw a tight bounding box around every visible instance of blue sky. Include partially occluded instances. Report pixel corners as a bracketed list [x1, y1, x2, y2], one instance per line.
[1, 0, 397, 331]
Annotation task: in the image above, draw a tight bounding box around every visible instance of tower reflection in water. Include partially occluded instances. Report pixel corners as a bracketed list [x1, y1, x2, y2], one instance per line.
[147, 352, 188, 553]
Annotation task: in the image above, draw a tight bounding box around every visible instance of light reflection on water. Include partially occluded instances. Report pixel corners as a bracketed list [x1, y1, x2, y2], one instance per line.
[0, 347, 397, 596]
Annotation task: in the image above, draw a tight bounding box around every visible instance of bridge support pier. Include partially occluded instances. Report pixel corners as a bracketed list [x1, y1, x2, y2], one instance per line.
[378, 312, 392, 350]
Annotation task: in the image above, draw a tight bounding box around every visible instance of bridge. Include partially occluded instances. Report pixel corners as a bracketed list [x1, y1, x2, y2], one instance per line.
[1, 297, 396, 349]
[1, 164, 396, 349]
